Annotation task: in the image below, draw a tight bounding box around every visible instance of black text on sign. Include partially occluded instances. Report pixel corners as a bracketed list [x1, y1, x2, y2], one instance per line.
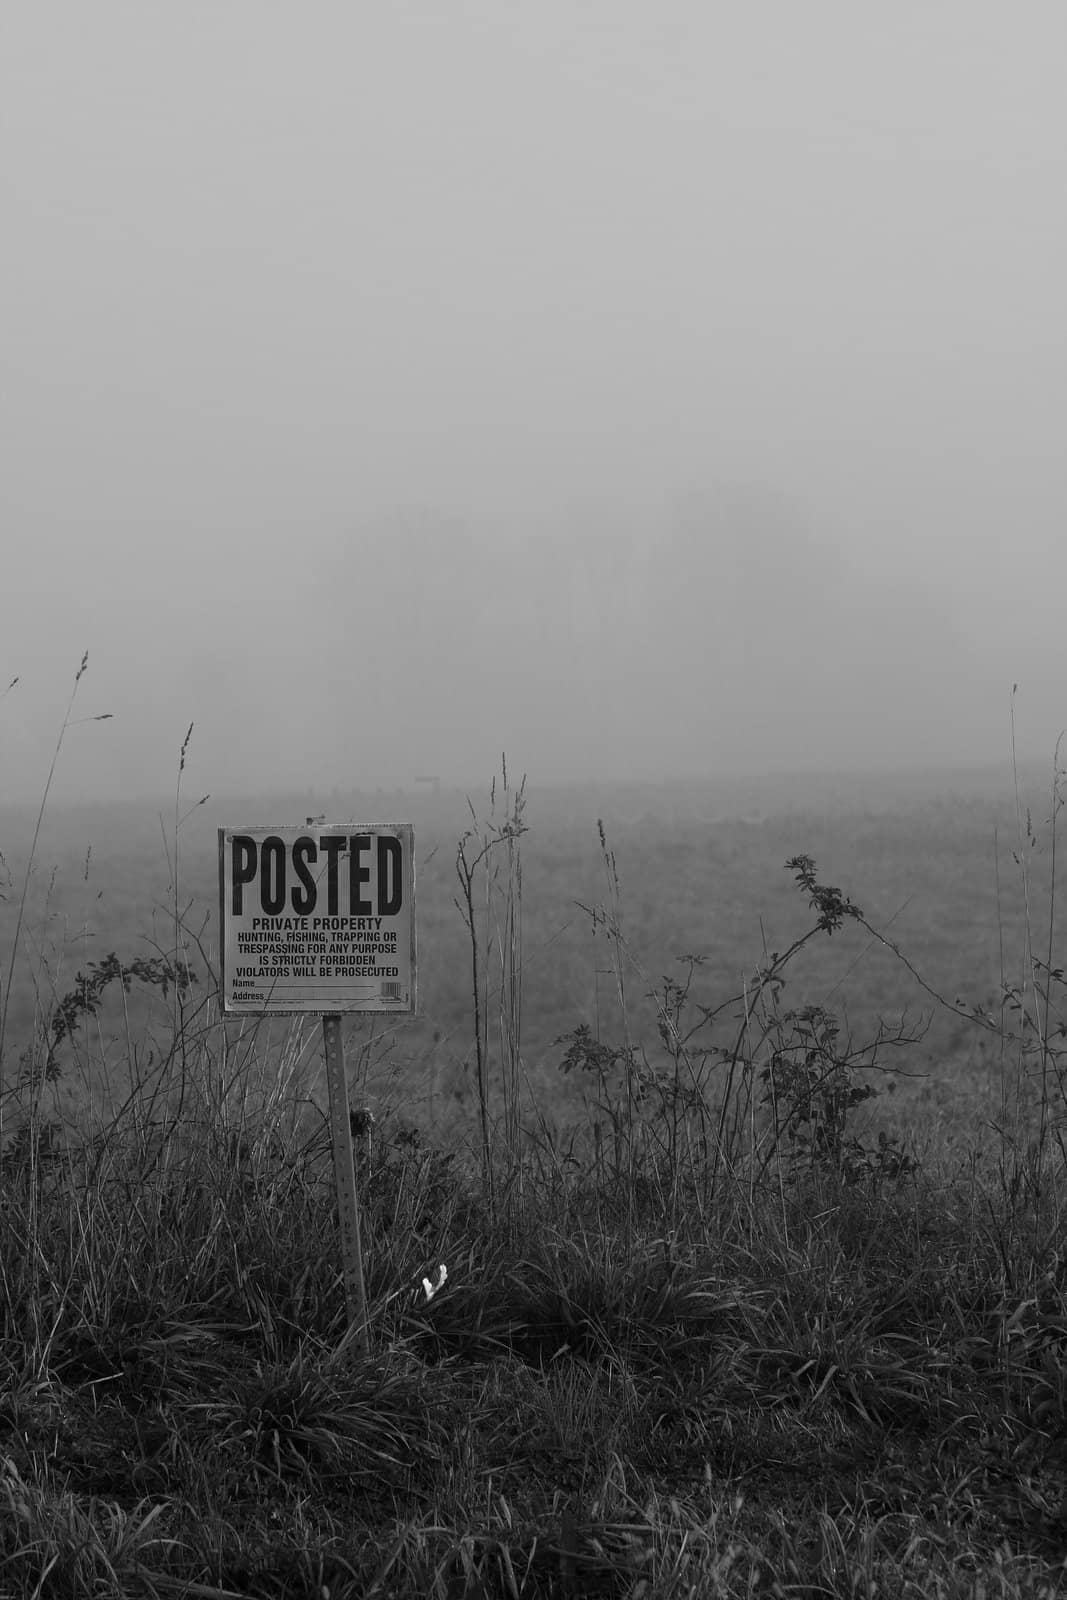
[218, 825, 416, 1016]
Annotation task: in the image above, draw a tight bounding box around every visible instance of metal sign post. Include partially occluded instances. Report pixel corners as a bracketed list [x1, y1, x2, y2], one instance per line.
[322, 1013, 369, 1357]
[218, 819, 416, 1360]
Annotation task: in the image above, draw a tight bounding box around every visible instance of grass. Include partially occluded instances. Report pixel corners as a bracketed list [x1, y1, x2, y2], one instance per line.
[2, 668, 1067, 1596]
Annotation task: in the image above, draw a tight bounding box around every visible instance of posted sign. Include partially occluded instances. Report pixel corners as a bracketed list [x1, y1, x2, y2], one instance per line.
[219, 824, 416, 1015]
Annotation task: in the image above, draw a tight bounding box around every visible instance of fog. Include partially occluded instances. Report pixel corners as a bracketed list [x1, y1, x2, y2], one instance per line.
[4, 2, 1066, 805]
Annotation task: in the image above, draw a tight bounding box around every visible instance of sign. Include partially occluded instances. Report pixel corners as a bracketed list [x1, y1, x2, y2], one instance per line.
[219, 824, 416, 1015]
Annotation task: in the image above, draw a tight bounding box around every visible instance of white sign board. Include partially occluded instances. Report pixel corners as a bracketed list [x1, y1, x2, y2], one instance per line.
[219, 824, 416, 1015]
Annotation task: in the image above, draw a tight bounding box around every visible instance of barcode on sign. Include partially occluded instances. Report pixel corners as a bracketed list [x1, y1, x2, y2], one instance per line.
[380, 982, 402, 1001]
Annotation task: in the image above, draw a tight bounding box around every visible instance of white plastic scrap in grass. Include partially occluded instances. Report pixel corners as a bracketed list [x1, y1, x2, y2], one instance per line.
[421, 1264, 448, 1302]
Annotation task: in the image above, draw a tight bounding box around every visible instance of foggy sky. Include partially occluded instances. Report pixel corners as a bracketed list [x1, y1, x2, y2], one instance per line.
[4, 2, 1066, 805]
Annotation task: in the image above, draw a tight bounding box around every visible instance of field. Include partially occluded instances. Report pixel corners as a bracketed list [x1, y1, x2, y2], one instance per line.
[2, 758, 1067, 1597]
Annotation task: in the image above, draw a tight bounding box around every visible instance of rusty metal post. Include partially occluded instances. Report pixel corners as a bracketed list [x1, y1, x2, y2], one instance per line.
[322, 1013, 369, 1357]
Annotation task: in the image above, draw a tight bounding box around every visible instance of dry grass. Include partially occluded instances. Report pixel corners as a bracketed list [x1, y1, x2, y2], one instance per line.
[2, 670, 1066, 1597]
